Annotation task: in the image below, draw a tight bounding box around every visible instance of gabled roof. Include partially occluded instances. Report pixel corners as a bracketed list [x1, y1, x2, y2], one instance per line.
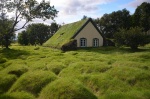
[44, 18, 105, 48]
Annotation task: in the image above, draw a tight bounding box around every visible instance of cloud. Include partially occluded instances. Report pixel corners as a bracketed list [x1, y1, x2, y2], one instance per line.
[49, 0, 115, 24]
[15, 0, 115, 32]
[124, 0, 150, 8]
[51, 0, 114, 15]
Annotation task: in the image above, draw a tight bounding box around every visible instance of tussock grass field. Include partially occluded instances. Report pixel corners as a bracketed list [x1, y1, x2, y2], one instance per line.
[0, 44, 150, 99]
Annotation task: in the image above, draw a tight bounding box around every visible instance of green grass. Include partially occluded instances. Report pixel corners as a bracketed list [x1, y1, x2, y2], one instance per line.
[9, 70, 57, 97]
[0, 44, 150, 99]
[39, 78, 97, 99]
[0, 91, 35, 99]
[0, 74, 17, 94]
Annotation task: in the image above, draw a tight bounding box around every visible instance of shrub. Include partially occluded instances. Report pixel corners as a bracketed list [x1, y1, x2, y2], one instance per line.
[114, 27, 148, 49]
[105, 39, 115, 46]
[39, 78, 97, 99]
[9, 70, 57, 96]
[61, 39, 77, 51]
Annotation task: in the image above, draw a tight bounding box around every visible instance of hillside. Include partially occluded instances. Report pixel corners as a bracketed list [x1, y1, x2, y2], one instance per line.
[0, 44, 150, 99]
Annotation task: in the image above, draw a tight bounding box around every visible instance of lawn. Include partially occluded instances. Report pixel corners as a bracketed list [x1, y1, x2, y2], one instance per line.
[0, 44, 150, 99]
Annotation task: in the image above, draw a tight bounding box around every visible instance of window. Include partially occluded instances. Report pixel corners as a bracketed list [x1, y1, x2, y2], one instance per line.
[93, 38, 99, 47]
[80, 38, 87, 47]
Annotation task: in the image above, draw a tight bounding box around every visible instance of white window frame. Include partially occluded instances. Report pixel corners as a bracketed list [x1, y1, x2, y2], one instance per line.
[80, 38, 87, 47]
[93, 38, 99, 47]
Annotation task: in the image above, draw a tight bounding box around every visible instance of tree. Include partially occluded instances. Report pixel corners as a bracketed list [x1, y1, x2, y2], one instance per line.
[18, 23, 60, 46]
[50, 22, 60, 35]
[114, 27, 148, 50]
[18, 30, 29, 45]
[95, 9, 131, 38]
[81, 15, 88, 20]
[0, 17, 14, 47]
[0, 0, 58, 48]
[132, 2, 150, 31]
[26, 23, 49, 45]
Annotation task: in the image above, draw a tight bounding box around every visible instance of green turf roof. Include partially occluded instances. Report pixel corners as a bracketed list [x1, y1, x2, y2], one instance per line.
[43, 19, 88, 48]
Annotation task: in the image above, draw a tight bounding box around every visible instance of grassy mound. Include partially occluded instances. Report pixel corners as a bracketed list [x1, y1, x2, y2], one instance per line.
[1, 44, 150, 98]
[1, 63, 28, 77]
[79, 65, 150, 98]
[44, 62, 66, 75]
[0, 74, 17, 93]
[9, 70, 57, 96]
[0, 91, 35, 99]
[39, 78, 97, 99]
[106, 66, 150, 87]
[59, 62, 112, 78]
[0, 58, 7, 64]
[103, 90, 150, 99]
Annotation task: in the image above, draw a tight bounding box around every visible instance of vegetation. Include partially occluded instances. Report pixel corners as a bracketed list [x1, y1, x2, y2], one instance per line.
[0, 44, 150, 99]
[0, 19, 15, 48]
[0, 91, 35, 99]
[39, 78, 97, 99]
[94, 2, 150, 39]
[94, 9, 131, 38]
[114, 27, 149, 49]
[9, 70, 57, 96]
[18, 31, 29, 46]
[18, 23, 60, 46]
[0, 0, 58, 48]
[133, 2, 150, 31]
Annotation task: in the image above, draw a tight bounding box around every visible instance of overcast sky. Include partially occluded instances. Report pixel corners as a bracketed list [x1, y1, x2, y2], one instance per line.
[16, 0, 150, 32]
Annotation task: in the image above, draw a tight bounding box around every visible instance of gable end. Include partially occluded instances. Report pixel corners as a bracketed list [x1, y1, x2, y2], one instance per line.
[71, 18, 105, 40]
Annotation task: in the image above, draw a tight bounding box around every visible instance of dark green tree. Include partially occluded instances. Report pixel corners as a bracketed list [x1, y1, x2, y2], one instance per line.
[114, 27, 148, 49]
[26, 23, 59, 45]
[50, 22, 60, 35]
[132, 2, 150, 31]
[27, 25, 36, 45]
[0, 0, 58, 48]
[0, 17, 13, 47]
[95, 9, 131, 38]
[81, 15, 88, 20]
[18, 23, 60, 46]
[18, 30, 29, 45]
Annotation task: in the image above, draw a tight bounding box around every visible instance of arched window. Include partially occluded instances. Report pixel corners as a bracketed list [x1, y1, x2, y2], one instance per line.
[93, 38, 99, 47]
[80, 38, 87, 47]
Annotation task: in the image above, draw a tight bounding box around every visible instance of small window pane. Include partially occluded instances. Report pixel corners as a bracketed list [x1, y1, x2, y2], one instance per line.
[93, 38, 99, 47]
[80, 38, 86, 47]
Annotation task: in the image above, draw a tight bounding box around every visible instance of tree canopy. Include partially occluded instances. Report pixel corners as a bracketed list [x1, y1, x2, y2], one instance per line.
[132, 2, 150, 31]
[18, 23, 60, 45]
[94, 2, 150, 49]
[95, 9, 131, 38]
[114, 27, 149, 49]
[0, 0, 58, 48]
[0, 18, 14, 47]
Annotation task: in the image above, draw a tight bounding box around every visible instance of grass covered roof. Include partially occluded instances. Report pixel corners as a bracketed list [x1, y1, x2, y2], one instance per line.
[43, 19, 88, 48]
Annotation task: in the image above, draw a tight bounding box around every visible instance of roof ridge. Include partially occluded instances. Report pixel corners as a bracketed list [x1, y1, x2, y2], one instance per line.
[62, 18, 89, 26]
